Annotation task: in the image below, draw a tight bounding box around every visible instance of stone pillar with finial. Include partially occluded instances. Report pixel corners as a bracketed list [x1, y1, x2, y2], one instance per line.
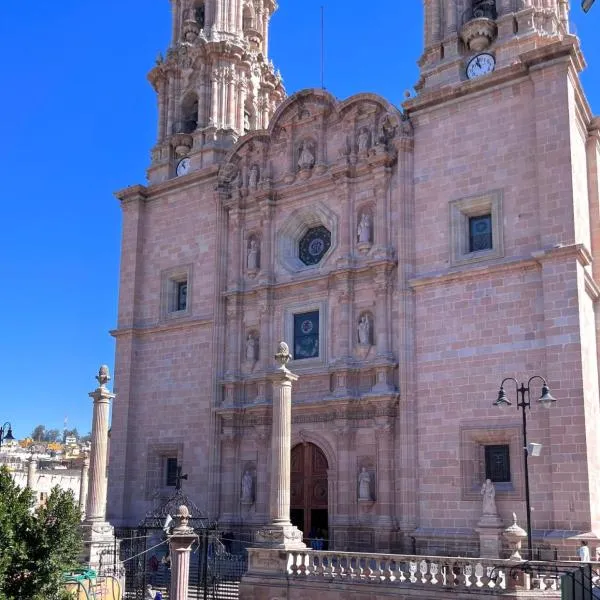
[79, 454, 90, 519]
[168, 505, 199, 600]
[503, 513, 530, 590]
[82, 365, 119, 572]
[254, 342, 305, 549]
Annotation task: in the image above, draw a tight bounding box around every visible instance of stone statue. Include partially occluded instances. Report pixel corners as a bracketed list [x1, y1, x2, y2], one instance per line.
[358, 467, 371, 500]
[358, 315, 371, 346]
[241, 470, 253, 502]
[246, 334, 256, 362]
[481, 479, 498, 515]
[248, 165, 259, 190]
[96, 365, 110, 388]
[357, 213, 372, 244]
[298, 140, 315, 170]
[275, 341, 292, 367]
[357, 128, 370, 153]
[247, 238, 259, 270]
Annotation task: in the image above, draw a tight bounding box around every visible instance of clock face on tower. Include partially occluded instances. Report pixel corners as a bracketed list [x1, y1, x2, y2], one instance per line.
[466, 53, 496, 80]
[176, 157, 191, 177]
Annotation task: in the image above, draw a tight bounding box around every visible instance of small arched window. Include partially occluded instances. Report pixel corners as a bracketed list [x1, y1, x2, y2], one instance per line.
[195, 2, 205, 28]
[180, 93, 199, 133]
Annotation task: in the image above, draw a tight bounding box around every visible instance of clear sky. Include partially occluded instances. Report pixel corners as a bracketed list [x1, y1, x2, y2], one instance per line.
[0, 2, 598, 440]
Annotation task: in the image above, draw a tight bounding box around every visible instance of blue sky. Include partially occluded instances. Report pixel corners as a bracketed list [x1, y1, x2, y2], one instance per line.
[0, 3, 598, 439]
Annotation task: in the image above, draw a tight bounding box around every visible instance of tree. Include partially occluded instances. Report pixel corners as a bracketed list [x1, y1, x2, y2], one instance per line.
[0, 466, 83, 600]
[44, 429, 61, 443]
[31, 424, 45, 441]
[62, 428, 79, 443]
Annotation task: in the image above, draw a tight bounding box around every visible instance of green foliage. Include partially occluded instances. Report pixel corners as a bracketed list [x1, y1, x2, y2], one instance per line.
[31, 424, 46, 441]
[0, 466, 83, 600]
[30, 425, 63, 443]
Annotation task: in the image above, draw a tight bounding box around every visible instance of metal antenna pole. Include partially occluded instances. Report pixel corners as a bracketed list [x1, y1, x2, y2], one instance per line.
[320, 6, 325, 89]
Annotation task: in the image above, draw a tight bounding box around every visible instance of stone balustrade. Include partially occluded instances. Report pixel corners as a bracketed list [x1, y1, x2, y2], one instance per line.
[284, 550, 592, 592]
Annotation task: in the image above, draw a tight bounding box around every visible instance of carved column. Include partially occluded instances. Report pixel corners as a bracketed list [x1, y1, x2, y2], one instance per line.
[79, 455, 90, 518]
[334, 427, 355, 536]
[168, 506, 199, 600]
[198, 68, 208, 129]
[83, 366, 118, 571]
[374, 270, 392, 357]
[499, 0, 514, 14]
[227, 72, 235, 129]
[256, 344, 305, 549]
[86, 368, 115, 522]
[375, 419, 395, 552]
[26, 456, 37, 490]
[157, 77, 167, 142]
[446, 0, 457, 33]
[431, 0, 442, 43]
[167, 76, 176, 136]
[211, 73, 219, 126]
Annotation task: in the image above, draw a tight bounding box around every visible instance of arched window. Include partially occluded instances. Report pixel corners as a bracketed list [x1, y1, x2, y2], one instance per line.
[194, 2, 205, 28]
[180, 93, 199, 133]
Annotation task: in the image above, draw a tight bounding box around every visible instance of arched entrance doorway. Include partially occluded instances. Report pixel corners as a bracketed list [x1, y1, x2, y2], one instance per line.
[290, 443, 328, 548]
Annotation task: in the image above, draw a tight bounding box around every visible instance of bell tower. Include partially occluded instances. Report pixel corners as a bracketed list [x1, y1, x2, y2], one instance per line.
[147, 0, 286, 183]
[417, 0, 571, 92]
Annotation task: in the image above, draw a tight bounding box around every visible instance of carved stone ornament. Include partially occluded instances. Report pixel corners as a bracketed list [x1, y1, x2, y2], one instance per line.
[503, 513, 527, 561]
[357, 128, 370, 153]
[174, 504, 193, 533]
[247, 238, 260, 272]
[274, 341, 292, 367]
[297, 140, 315, 170]
[96, 365, 111, 388]
[460, 17, 498, 51]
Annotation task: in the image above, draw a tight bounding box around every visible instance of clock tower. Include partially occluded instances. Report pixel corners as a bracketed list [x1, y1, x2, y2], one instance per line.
[416, 0, 572, 91]
[146, 0, 285, 184]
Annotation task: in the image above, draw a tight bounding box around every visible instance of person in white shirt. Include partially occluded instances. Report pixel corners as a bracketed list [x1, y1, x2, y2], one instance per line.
[578, 540, 591, 562]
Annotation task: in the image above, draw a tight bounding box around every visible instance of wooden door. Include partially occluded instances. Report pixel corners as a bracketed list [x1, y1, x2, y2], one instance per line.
[290, 443, 328, 546]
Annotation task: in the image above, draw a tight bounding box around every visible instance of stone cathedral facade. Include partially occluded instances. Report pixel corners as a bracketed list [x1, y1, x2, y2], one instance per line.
[108, 0, 600, 556]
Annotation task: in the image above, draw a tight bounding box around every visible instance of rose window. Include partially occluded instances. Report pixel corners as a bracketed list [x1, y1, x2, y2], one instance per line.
[299, 226, 331, 266]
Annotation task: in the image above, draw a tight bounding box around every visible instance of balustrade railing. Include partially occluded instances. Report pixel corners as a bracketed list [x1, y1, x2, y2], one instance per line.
[286, 551, 597, 593]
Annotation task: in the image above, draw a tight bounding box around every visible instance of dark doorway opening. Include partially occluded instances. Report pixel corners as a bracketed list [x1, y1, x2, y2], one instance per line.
[291, 443, 329, 549]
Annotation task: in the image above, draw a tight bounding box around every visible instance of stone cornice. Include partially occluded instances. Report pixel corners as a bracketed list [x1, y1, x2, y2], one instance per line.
[110, 316, 213, 338]
[116, 163, 221, 208]
[114, 184, 148, 205]
[405, 37, 584, 116]
[222, 256, 397, 299]
[410, 244, 594, 290]
[215, 394, 399, 423]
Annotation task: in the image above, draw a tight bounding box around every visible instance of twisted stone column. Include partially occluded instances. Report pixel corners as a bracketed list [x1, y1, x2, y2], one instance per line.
[168, 505, 198, 600]
[256, 342, 305, 549]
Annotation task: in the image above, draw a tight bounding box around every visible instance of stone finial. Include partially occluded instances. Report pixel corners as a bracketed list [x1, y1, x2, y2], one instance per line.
[96, 365, 111, 388]
[503, 513, 527, 561]
[174, 504, 192, 533]
[274, 341, 292, 367]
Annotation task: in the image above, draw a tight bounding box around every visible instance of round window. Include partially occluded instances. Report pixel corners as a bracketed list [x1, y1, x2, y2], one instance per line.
[299, 226, 331, 266]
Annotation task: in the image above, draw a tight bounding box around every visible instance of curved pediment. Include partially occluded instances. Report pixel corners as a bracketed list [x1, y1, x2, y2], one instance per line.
[217, 88, 411, 203]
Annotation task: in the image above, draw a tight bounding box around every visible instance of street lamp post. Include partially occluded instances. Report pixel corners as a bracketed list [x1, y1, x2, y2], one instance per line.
[494, 377, 556, 561]
[0, 422, 15, 449]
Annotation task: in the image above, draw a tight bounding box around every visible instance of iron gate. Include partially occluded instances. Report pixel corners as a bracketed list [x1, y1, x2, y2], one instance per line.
[106, 490, 248, 600]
